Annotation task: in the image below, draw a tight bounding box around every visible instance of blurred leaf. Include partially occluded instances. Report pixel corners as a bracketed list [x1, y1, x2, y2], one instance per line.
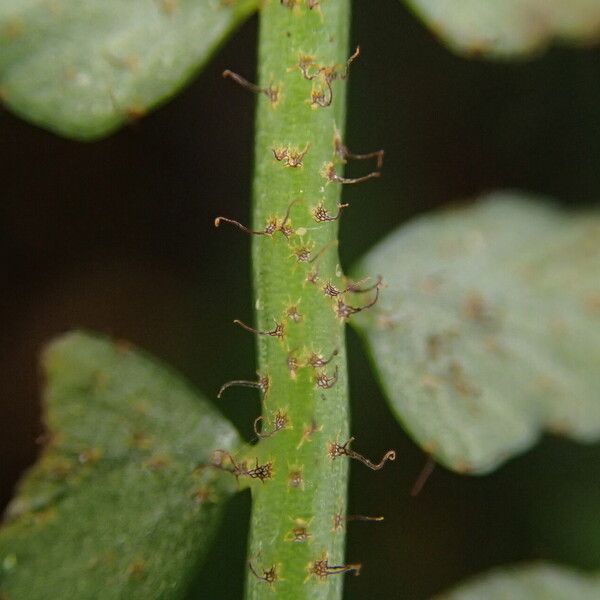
[404, 1, 600, 58]
[0, 331, 241, 600]
[435, 563, 600, 599]
[0, 0, 257, 140]
[352, 193, 600, 473]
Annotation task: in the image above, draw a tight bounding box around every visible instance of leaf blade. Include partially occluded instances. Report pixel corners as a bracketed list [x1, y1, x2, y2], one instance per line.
[352, 194, 600, 473]
[404, 0, 600, 58]
[0, 331, 241, 599]
[0, 0, 258, 139]
[435, 563, 600, 599]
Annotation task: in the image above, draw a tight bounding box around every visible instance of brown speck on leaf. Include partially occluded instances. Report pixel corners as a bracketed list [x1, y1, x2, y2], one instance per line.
[483, 335, 505, 355]
[455, 460, 473, 475]
[583, 292, 600, 316]
[533, 374, 558, 393]
[448, 361, 479, 398]
[127, 559, 146, 579]
[547, 420, 571, 436]
[192, 486, 217, 505]
[426, 334, 442, 361]
[549, 318, 568, 336]
[462, 292, 490, 322]
[93, 370, 109, 391]
[159, 0, 179, 14]
[421, 373, 441, 393]
[3, 19, 24, 40]
[144, 455, 171, 471]
[105, 52, 140, 73]
[78, 447, 103, 465]
[421, 276, 442, 295]
[47, 1, 63, 16]
[376, 313, 396, 330]
[115, 339, 133, 354]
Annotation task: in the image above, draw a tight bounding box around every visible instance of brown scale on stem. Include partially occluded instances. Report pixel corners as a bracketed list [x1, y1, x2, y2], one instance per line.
[328, 437, 396, 470]
[286, 518, 312, 543]
[333, 512, 384, 532]
[307, 553, 361, 581]
[347, 514, 385, 523]
[334, 287, 380, 320]
[321, 161, 380, 185]
[248, 561, 279, 585]
[209, 450, 245, 480]
[217, 373, 270, 399]
[291, 243, 313, 263]
[291, 239, 337, 265]
[246, 458, 274, 482]
[286, 302, 303, 323]
[254, 409, 289, 439]
[344, 274, 383, 294]
[310, 82, 333, 108]
[223, 70, 279, 105]
[315, 365, 338, 389]
[309, 239, 339, 264]
[334, 131, 385, 170]
[307, 348, 338, 368]
[279, 198, 299, 238]
[306, 268, 320, 286]
[287, 351, 300, 379]
[323, 276, 382, 299]
[287, 467, 304, 489]
[234, 318, 285, 339]
[296, 419, 322, 449]
[272, 143, 309, 168]
[298, 47, 360, 109]
[214, 215, 278, 236]
[211, 450, 274, 482]
[323, 281, 343, 298]
[215, 198, 299, 238]
[312, 201, 348, 222]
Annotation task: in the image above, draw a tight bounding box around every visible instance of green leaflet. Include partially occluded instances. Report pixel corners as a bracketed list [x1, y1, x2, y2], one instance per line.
[0, 0, 257, 140]
[435, 563, 600, 599]
[404, 0, 600, 59]
[0, 331, 241, 600]
[352, 193, 600, 473]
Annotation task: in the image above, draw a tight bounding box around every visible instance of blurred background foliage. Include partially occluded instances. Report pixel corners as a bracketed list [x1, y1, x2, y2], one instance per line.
[2, 1, 600, 598]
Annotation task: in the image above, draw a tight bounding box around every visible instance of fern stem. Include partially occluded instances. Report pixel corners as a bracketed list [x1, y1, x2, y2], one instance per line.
[244, 0, 354, 597]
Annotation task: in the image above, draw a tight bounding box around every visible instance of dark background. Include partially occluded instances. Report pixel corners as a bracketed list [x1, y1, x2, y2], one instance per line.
[2, 1, 600, 598]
